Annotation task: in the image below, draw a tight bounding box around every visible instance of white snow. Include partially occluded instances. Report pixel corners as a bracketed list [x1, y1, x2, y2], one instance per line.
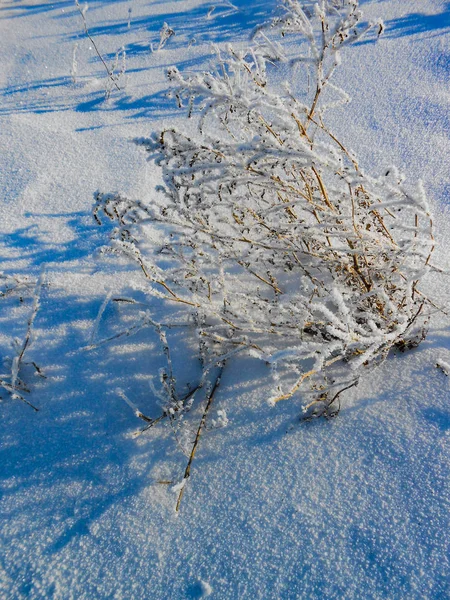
[1, 0, 450, 598]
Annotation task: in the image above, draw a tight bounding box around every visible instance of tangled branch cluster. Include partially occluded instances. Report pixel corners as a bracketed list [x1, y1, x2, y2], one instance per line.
[95, 0, 434, 419]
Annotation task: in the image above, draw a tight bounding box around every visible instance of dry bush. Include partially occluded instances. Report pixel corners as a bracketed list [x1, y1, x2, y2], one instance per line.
[96, 0, 434, 416]
[94, 0, 435, 506]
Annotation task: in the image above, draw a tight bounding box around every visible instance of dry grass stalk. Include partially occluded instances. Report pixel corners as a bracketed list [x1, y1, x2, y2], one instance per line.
[175, 366, 224, 511]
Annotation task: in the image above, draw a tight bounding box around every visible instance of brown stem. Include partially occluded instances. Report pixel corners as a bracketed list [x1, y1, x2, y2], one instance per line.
[311, 166, 335, 212]
[273, 355, 343, 403]
[176, 366, 224, 511]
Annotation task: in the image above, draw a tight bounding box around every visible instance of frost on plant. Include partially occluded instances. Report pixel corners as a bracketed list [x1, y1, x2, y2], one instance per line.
[75, 0, 127, 98]
[95, 0, 435, 421]
[0, 272, 45, 411]
[151, 22, 175, 52]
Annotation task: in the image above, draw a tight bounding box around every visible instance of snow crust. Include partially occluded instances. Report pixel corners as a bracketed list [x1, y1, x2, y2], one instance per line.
[1, 1, 449, 598]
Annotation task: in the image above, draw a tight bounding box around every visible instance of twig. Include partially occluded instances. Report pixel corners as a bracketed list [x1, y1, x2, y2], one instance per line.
[131, 382, 203, 437]
[175, 365, 224, 512]
[75, 0, 121, 94]
[3, 275, 43, 411]
[301, 380, 359, 421]
[324, 380, 359, 419]
[436, 360, 450, 376]
[273, 354, 343, 403]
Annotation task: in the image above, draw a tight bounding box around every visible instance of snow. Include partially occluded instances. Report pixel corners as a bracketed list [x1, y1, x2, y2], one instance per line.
[1, 0, 450, 598]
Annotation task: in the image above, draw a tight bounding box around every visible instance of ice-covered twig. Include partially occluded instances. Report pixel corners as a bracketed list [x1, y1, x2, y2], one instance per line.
[175, 364, 224, 512]
[436, 360, 450, 376]
[75, 0, 125, 97]
[71, 42, 79, 84]
[206, 1, 238, 20]
[3, 272, 44, 411]
[152, 22, 175, 52]
[0, 272, 34, 299]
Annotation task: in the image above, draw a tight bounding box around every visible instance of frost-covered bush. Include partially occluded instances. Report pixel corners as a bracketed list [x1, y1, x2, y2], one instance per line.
[95, 0, 434, 420]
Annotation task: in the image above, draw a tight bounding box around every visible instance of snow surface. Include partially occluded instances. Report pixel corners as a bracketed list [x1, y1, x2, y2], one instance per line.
[1, 0, 450, 598]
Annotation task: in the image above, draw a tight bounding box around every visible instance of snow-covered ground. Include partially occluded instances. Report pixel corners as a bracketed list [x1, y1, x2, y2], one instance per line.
[1, 1, 450, 598]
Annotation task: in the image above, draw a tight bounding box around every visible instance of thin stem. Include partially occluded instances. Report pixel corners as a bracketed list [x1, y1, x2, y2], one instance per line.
[75, 0, 121, 93]
[176, 365, 224, 511]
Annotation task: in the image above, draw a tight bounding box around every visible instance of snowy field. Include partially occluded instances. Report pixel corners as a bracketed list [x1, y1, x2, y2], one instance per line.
[1, 0, 450, 598]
